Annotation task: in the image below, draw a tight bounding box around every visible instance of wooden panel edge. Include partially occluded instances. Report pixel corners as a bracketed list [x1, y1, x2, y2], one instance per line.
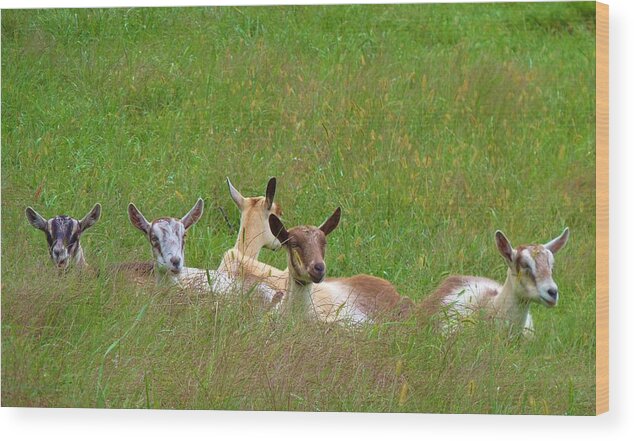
[595, 1, 609, 416]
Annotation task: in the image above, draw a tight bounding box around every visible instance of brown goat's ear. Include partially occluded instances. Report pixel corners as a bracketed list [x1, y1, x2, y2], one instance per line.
[265, 177, 276, 210]
[79, 203, 101, 232]
[269, 214, 289, 244]
[319, 207, 341, 236]
[182, 198, 204, 230]
[226, 177, 245, 210]
[495, 230, 515, 265]
[128, 203, 151, 235]
[544, 227, 570, 255]
[25, 207, 48, 231]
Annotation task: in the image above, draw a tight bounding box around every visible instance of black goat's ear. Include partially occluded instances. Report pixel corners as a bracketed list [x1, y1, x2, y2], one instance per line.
[26, 207, 48, 231]
[269, 214, 289, 244]
[79, 203, 101, 232]
[265, 177, 276, 210]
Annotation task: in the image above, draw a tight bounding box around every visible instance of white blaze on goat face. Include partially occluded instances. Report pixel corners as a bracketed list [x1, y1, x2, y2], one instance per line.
[515, 245, 559, 307]
[127, 198, 204, 278]
[148, 218, 186, 275]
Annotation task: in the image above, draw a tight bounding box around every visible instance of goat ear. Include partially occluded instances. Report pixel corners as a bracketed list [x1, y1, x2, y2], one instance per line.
[495, 230, 515, 264]
[128, 203, 151, 235]
[268, 214, 289, 244]
[182, 198, 204, 230]
[544, 227, 569, 255]
[79, 203, 101, 232]
[25, 207, 48, 231]
[319, 207, 341, 236]
[265, 177, 276, 210]
[226, 177, 245, 210]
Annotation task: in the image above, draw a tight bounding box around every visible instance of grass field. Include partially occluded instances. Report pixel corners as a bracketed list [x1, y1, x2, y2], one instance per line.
[1, 3, 597, 413]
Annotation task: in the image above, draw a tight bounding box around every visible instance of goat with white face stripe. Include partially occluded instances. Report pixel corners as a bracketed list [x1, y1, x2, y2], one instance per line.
[25, 204, 102, 270]
[497, 229, 569, 308]
[425, 228, 570, 337]
[128, 199, 204, 278]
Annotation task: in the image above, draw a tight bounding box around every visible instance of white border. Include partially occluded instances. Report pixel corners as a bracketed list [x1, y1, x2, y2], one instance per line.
[2, 0, 633, 440]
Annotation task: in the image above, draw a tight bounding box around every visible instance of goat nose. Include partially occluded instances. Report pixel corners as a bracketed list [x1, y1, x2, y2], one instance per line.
[547, 288, 558, 299]
[170, 256, 182, 267]
[313, 262, 325, 274]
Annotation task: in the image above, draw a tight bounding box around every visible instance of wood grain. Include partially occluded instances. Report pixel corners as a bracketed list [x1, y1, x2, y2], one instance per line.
[595, 1, 609, 416]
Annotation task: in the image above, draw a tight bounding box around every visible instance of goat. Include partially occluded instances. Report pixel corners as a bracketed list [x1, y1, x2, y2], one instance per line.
[269, 208, 413, 324]
[217, 177, 288, 300]
[123, 198, 277, 300]
[424, 228, 570, 337]
[124, 198, 218, 290]
[25, 204, 101, 270]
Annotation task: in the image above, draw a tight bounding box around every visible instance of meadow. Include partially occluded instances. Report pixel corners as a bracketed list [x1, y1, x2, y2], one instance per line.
[1, 3, 597, 414]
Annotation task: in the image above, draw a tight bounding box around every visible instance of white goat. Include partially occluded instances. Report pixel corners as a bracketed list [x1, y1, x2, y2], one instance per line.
[425, 228, 570, 337]
[123, 198, 220, 290]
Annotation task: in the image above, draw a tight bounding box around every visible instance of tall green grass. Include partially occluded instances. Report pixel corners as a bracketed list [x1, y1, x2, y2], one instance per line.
[1, 3, 596, 413]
